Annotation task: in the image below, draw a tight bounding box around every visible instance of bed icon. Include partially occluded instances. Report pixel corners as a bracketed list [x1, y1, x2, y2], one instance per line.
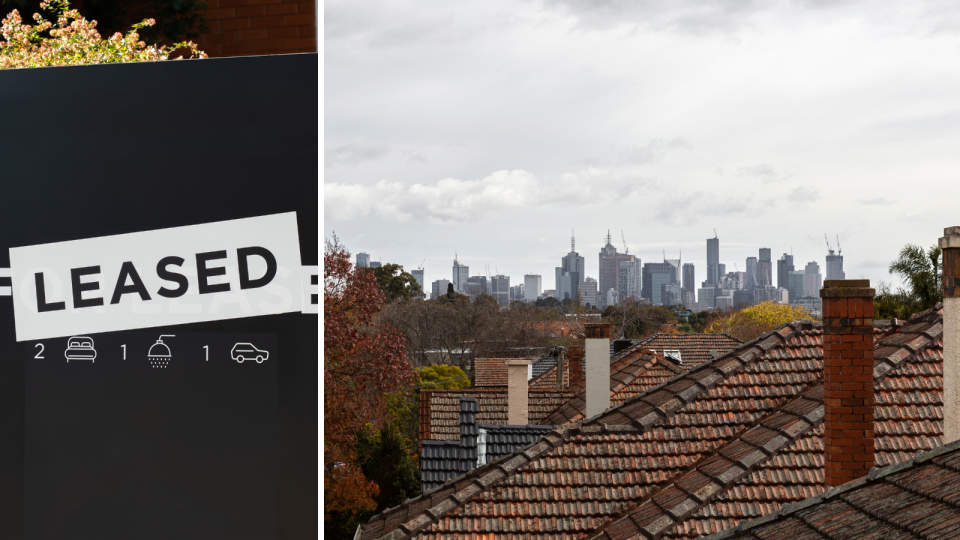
[65, 336, 97, 363]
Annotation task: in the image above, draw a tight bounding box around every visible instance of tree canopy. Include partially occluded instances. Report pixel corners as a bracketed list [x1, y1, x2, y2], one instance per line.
[370, 263, 423, 303]
[324, 236, 416, 526]
[876, 243, 942, 319]
[705, 301, 813, 341]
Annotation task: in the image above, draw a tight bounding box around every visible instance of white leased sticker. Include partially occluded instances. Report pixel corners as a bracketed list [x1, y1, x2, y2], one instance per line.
[10, 212, 303, 341]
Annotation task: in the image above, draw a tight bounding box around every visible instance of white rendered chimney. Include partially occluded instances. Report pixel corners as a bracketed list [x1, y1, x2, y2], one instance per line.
[505, 358, 533, 425]
[941, 227, 960, 443]
[585, 323, 612, 418]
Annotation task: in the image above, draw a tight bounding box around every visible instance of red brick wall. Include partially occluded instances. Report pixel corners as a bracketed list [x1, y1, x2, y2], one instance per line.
[197, 0, 316, 58]
[568, 346, 584, 385]
[821, 279, 875, 486]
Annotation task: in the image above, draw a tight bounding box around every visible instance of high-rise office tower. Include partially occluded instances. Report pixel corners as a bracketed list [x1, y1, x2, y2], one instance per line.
[580, 277, 599, 308]
[682, 263, 695, 294]
[642, 259, 679, 306]
[490, 275, 510, 307]
[411, 268, 425, 297]
[757, 248, 772, 287]
[356, 252, 370, 268]
[523, 275, 542, 302]
[452, 255, 469, 293]
[745, 257, 758, 290]
[556, 231, 585, 301]
[599, 231, 638, 308]
[777, 253, 795, 289]
[788, 271, 805, 303]
[825, 247, 845, 280]
[431, 279, 451, 299]
[804, 261, 822, 298]
[706, 235, 720, 285]
[618, 259, 642, 303]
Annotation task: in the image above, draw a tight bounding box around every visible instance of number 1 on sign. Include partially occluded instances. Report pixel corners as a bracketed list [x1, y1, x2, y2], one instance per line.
[204, 345, 208, 361]
[121, 344, 126, 360]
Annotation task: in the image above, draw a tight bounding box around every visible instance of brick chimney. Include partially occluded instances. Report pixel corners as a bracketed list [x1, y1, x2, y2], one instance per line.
[505, 358, 533, 425]
[568, 346, 584, 386]
[585, 323, 612, 418]
[941, 227, 960, 443]
[820, 279, 875, 486]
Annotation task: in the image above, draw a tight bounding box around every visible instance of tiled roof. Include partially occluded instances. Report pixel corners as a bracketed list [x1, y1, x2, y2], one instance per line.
[419, 388, 573, 443]
[701, 438, 960, 540]
[540, 351, 685, 426]
[474, 358, 509, 387]
[362, 307, 942, 540]
[630, 333, 743, 369]
[480, 424, 556, 464]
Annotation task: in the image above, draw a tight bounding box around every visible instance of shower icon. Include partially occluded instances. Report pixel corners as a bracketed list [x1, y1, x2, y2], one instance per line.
[148, 335, 174, 369]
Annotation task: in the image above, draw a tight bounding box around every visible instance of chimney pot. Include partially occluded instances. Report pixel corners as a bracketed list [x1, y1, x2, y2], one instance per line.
[940, 226, 960, 443]
[820, 279, 875, 486]
[504, 358, 534, 425]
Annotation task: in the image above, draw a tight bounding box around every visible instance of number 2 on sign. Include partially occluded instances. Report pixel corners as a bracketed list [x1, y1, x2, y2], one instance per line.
[34, 343, 44, 359]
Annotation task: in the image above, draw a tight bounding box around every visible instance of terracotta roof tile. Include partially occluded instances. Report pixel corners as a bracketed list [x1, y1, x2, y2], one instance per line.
[361, 306, 945, 540]
[474, 358, 510, 387]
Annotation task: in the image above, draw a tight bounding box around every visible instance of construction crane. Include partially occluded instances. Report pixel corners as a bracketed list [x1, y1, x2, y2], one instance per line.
[824, 234, 833, 253]
[418, 259, 425, 270]
[836, 235, 842, 254]
[621, 230, 628, 254]
[714, 228, 718, 239]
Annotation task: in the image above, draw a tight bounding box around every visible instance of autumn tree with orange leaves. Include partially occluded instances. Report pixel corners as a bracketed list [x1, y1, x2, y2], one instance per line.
[324, 235, 416, 528]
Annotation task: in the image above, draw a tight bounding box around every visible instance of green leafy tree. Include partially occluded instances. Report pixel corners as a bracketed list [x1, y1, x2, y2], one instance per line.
[417, 364, 470, 390]
[446, 283, 455, 298]
[370, 263, 423, 303]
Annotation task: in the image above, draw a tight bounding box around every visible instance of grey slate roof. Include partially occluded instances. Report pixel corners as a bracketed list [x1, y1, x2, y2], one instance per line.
[480, 423, 556, 464]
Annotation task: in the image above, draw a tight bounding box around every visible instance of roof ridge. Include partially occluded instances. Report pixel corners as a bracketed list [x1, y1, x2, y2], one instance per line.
[584, 322, 800, 430]
[585, 381, 825, 540]
[537, 351, 665, 425]
[364, 423, 581, 540]
[701, 438, 960, 540]
[363, 322, 803, 539]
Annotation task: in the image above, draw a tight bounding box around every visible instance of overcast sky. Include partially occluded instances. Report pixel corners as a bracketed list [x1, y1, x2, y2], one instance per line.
[324, 0, 960, 293]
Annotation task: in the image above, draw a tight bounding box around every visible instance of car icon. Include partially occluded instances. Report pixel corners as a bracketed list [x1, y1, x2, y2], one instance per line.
[65, 336, 97, 362]
[231, 343, 269, 364]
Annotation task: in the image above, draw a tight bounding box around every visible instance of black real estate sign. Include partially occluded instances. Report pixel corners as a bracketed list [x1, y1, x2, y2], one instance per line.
[0, 54, 318, 539]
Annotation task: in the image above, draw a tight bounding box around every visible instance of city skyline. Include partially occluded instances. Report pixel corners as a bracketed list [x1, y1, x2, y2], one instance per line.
[352, 229, 866, 304]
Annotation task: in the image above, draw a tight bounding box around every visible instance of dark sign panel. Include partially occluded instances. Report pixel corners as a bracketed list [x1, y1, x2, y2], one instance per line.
[0, 54, 318, 539]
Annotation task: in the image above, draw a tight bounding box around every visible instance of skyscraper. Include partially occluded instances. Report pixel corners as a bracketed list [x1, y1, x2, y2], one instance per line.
[682, 263, 695, 294]
[431, 279, 451, 299]
[745, 257, 758, 290]
[757, 248, 772, 288]
[598, 231, 637, 308]
[642, 260, 678, 306]
[788, 271, 805, 303]
[411, 268, 425, 297]
[777, 253, 795, 289]
[523, 275, 542, 302]
[490, 275, 510, 307]
[706, 235, 720, 285]
[556, 231, 585, 301]
[452, 255, 469, 293]
[618, 259, 642, 303]
[826, 248, 845, 280]
[581, 277, 599, 308]
[804, 261, 822, 298]
[356, 252, 370, 268]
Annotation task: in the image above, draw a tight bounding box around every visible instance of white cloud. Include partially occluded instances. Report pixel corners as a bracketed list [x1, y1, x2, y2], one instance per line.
[789, 186, 820, 203]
